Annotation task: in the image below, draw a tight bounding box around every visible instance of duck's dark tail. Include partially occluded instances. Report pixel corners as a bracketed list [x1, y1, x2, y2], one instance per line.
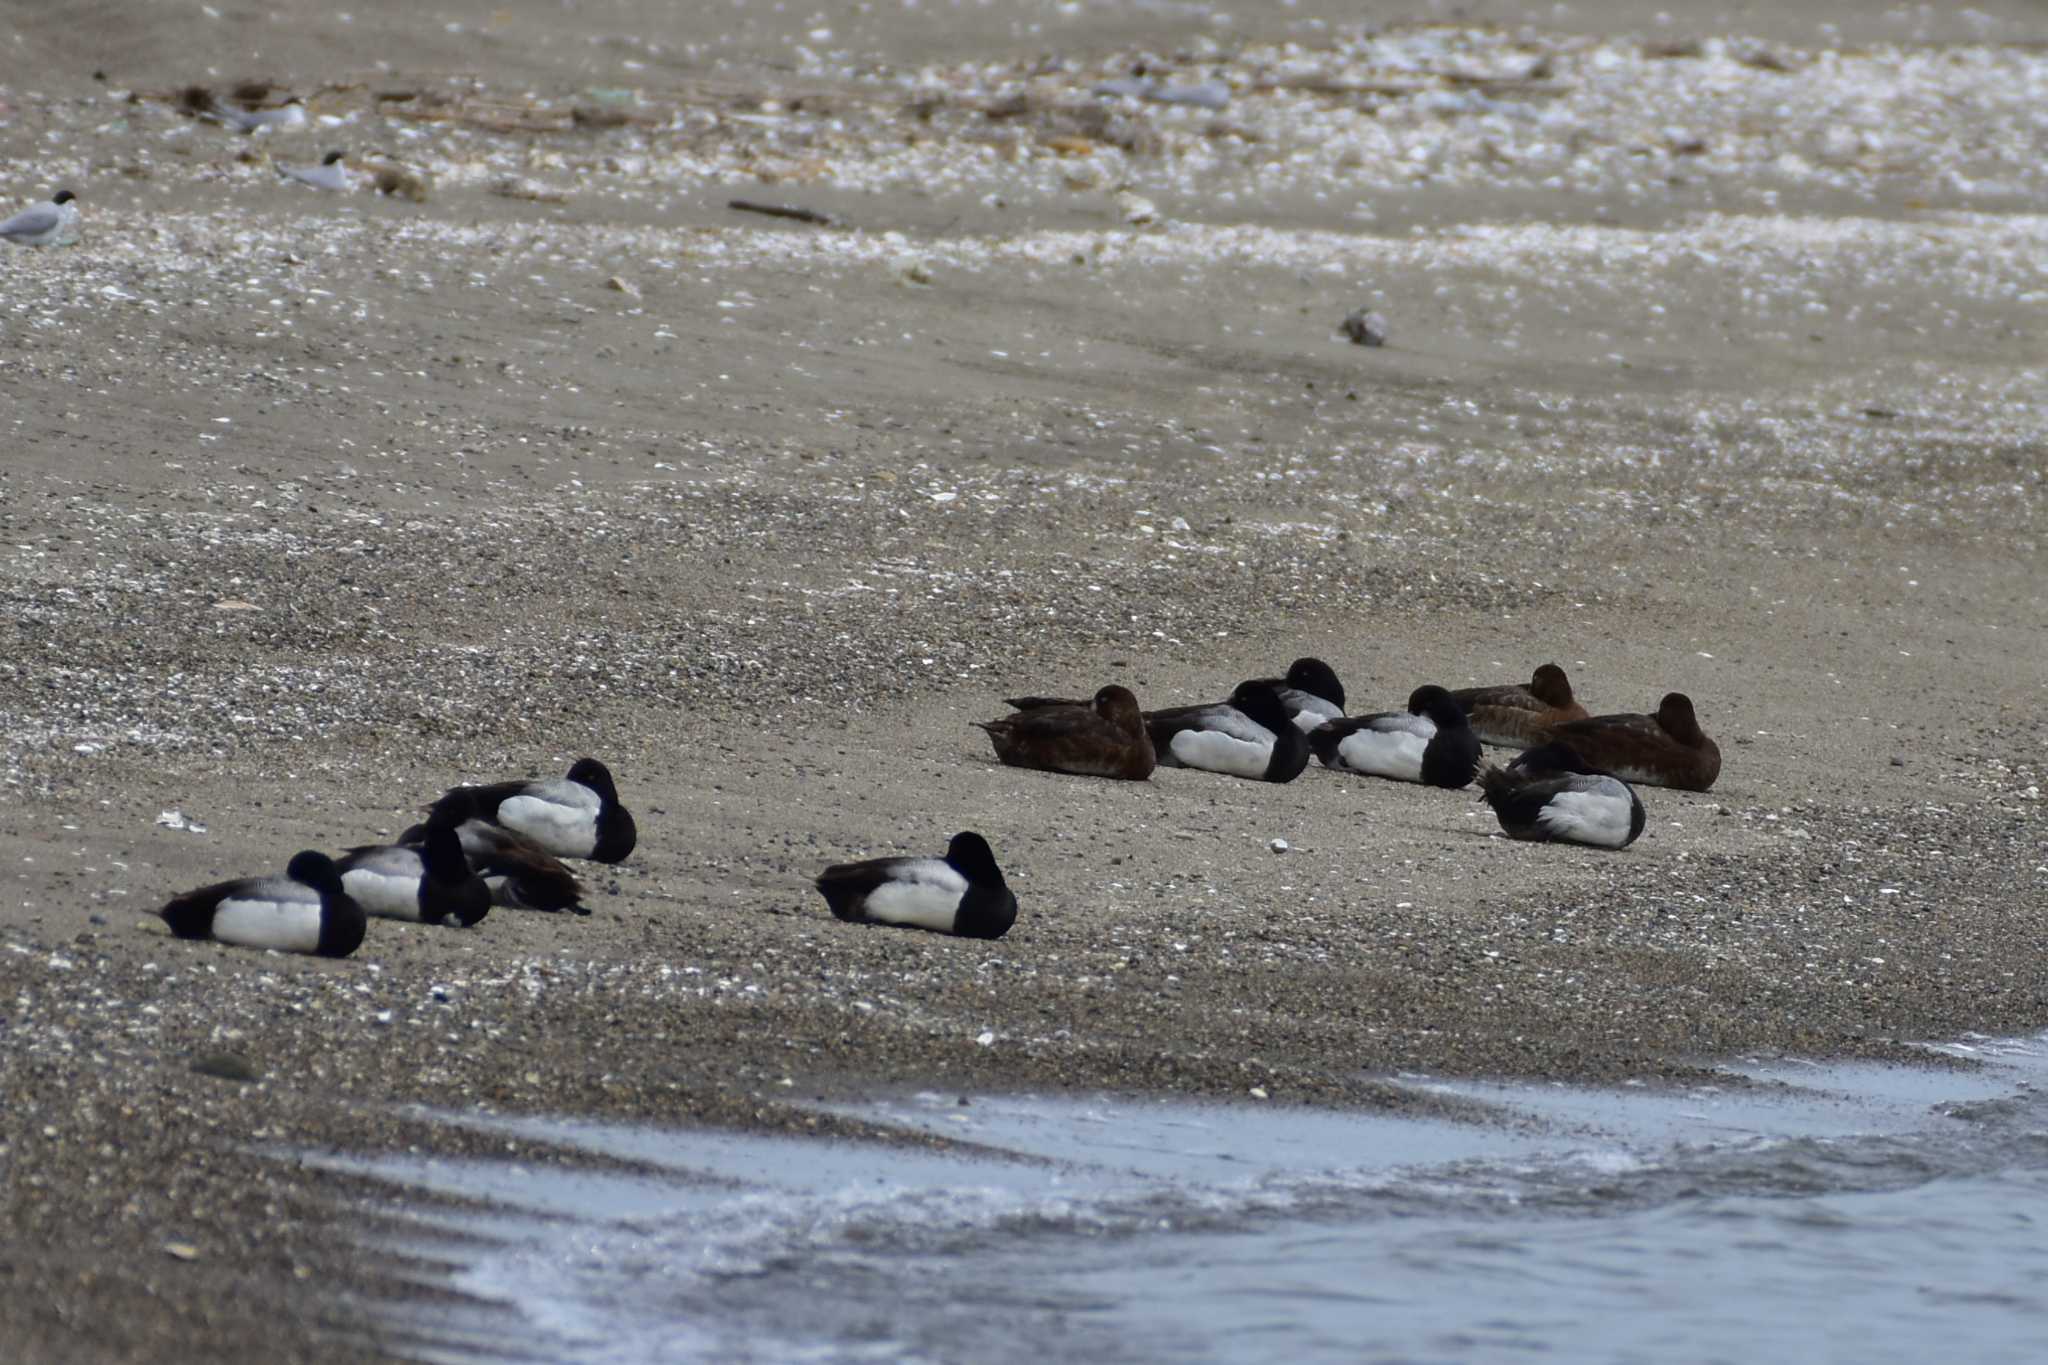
[1475, 763, 1518, 809]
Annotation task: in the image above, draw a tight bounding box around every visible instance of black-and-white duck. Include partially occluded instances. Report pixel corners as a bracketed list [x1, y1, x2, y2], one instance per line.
[814, 831, 1017, 939]
[1144, 680, 1311, 782]
[335, 820, 492, 926]
[159, 851, 367, 958]
[429, 757, 637, 863]
[1309, 684, 1480, 788]
[1478, 741, 1647, 849]
[1248, 657, 1346, 733]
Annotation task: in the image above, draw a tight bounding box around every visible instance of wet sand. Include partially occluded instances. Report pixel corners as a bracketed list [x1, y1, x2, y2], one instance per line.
[1, 0, 2044, 1358]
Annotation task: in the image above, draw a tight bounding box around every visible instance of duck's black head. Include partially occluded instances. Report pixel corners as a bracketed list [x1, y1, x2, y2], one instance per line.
[567, 757, 618, 800]
[419, 819, 469, 877]
[945, 830, 1005, 886]
[1229, 680, 1292, 730]
[51, 190, 76, 206]
[1406, 684, 1468, 727]
[1285, 657, 1344, 709]
[285, 850, 344, 895]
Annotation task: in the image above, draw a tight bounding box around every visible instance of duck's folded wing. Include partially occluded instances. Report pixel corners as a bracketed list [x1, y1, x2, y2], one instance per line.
[429, 779, 529, 822]
[1451, 682, 1540, 711]
[1145, 702, 1266, 743]
[815, 855, 915, 920]
[1008, 704, 1115, 742]
[1570, 712, 1659, 735]
[1001, 695, 1090, 712]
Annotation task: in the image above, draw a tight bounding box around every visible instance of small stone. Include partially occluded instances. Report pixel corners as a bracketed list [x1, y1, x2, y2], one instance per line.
[1269, 838, 1290, 854]
[373, 165, 432, 201]
[1890, 755, 1906, 767]
[1341, 308, 1389, 347]
[975, 1030, 996, 1047]
[1114, 191, 1158, 226]
[163, 1242, 200, 1261]
[604, 275, 641, 300]
[1249, 1086, 1269, 1100]
[189, 1052, 258, 1083]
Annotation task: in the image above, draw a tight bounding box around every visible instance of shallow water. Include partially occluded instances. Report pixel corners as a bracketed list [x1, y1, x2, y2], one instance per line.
[317, 1033, 2048, 1363]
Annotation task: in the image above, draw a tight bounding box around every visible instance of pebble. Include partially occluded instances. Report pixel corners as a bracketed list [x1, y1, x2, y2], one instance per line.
[1342, 308, 1390, 347]
[189, 1053, 259, 1084]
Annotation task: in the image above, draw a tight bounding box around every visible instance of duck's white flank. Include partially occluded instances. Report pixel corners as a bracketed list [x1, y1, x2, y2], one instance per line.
[1535, 784, 1636, 847]
[341, 854, 427, 921]
[1334, 727, 1428, 781]
[861, 859, 967, 931]
[211, 888, 326, 952]
[1287, 696, 1343, 731]
[498, 780, 601, 857]
[1170, 729, 1274, 778]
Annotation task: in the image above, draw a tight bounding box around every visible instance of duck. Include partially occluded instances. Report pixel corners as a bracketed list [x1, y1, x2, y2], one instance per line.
[1478, 742, 1646, 848]
[1450, 662, 1591, 748]
[1144, 679, 1311, 782]
[1545, 692, 1721, 791]
[1248, 657, 1347, 733]
[977, 685, 1155, 780]
[335, 819, 492, 926]
[399, 811, 589, 915]
[0, 190, 78, 248]
[159, 851, 367, 958]
[814, 831, 1017, 939]
[428, 757, 636, 862]
[1309, 684, 1480, 788]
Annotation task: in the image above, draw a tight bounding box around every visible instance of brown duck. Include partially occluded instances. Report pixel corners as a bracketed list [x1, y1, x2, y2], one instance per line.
[1544, 692, 1721, 791]
[977, 684, 1156, 780]
[1450, 663, 1590, 748]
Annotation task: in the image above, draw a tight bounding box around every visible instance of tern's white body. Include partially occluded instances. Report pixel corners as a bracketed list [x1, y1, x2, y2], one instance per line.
[0, 197, 78, 248]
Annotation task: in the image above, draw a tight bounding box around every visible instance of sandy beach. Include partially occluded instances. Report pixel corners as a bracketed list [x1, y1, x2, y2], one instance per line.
[1, 0, 2044, 1358]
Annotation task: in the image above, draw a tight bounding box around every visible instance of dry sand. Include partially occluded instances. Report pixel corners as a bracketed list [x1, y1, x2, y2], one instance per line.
[1, 0, 2044, 1358]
